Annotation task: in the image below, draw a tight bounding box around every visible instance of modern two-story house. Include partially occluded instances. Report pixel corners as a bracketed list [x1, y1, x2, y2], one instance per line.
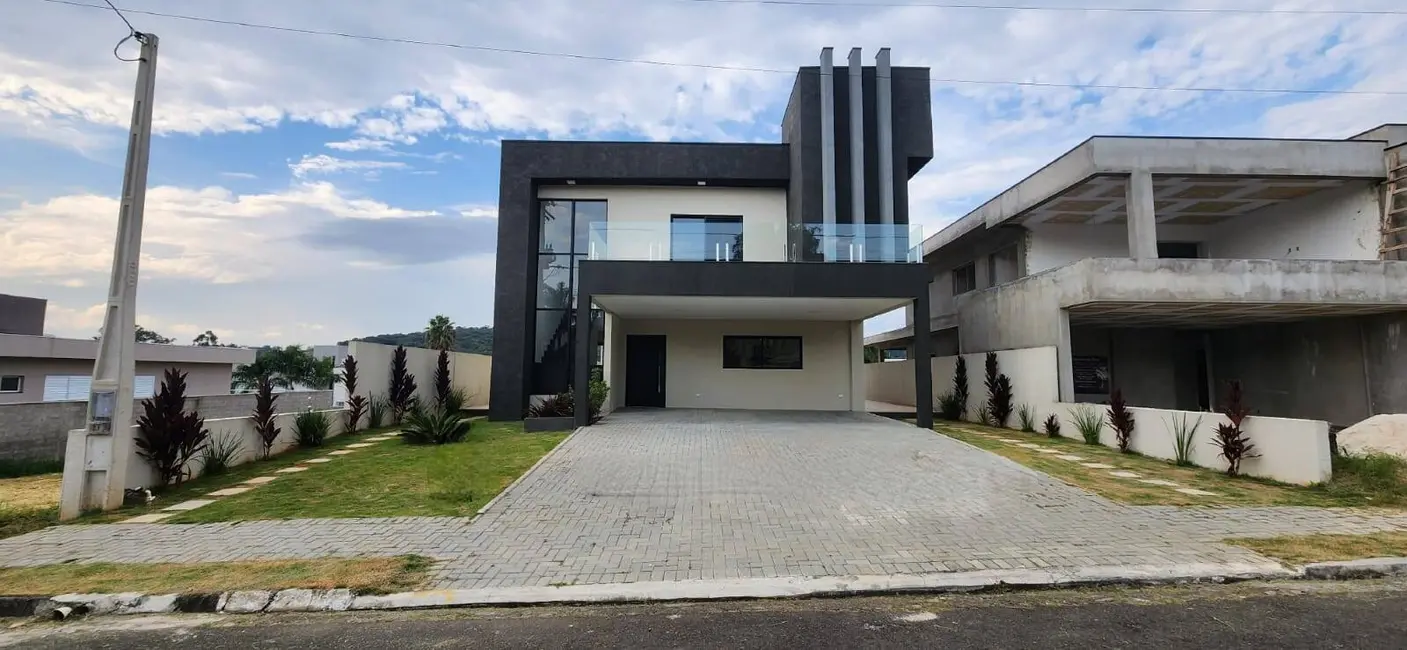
[868, 126, 1407, 428]
[490, 48, 937, 427]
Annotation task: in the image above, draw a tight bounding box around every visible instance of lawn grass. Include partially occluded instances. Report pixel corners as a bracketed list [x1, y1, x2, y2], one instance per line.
[0, 555, 433, 596]
[1226, 532, 1407, 565]
[935, 422, 1406, 508]
[0, 473, 61, 540]
[168, 420, 566, 522]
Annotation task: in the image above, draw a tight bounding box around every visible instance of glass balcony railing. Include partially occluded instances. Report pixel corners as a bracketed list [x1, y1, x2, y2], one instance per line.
[586, 221, 923, 263]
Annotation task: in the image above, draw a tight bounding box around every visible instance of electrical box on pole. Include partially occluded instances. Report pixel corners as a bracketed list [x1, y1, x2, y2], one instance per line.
[59, 33, 158, 520]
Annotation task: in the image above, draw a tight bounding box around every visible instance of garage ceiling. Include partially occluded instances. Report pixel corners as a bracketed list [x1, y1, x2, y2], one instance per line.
[1019, 175, 1350, 226]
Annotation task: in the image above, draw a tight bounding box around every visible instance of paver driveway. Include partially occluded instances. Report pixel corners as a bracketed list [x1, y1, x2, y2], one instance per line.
[5, 409, 1407, 590]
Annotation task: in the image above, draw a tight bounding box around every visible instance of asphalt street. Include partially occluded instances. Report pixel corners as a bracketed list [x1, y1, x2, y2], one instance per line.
[5, 580, 1407, 649]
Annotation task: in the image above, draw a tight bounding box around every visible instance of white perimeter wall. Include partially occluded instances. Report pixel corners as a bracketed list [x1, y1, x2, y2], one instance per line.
[538, 186, 788, 262]
[1043, 402, 1332, 485]
[867, 346, 1060, 419]
[347, 341, 491, 407]
[621, 318, 861, 411]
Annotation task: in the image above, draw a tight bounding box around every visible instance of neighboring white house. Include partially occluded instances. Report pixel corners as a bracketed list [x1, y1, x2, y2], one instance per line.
[868, 125, 1407, 427]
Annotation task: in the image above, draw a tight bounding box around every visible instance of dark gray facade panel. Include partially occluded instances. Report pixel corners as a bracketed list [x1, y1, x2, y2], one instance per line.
[0, 294, 46, 336]
[491, 141, 792, 420]
[578, 260, 930, 300]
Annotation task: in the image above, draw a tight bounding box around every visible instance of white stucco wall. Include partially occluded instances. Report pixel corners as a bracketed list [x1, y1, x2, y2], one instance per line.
[866, 346, 1060, 420]
[621, 318, 857, 411]
[537, 186, 788, 262]
[1210, 181, 1380, 260]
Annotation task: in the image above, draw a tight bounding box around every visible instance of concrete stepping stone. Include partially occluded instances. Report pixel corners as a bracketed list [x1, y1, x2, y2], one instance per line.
[162, 499, 215, 512]
[306, 457, 334, 463]
[122, 513, 174, 524]
[243, 476, 277, 485]
[1056, 455, 1084, 461]
[1138, 479, 1180, 487]
[275, 466, 309, 474]
[997, 438, 1021, 443]
[208, 487, 254, 497]
[1108, 471, 1142, 479]
[365, 436, 395, 442]
[1175, 488, 1219, 496]
[1034, 448, 1062, 454]
[1081, 463, 1115, 469]
[328, 450, 356, 456]
[1015, 443, 1041, 449]
[344, 443, 375, 449]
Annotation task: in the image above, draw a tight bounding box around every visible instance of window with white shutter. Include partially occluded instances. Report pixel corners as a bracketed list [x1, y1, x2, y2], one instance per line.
[133, 375, 156, 399]
[43, 375, 91, 401]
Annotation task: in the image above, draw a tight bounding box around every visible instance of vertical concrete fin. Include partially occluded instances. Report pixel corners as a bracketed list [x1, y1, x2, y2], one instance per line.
[819, 47, 837, 261]
[875, 48, 895, 261]
[848, 48, 865, 229]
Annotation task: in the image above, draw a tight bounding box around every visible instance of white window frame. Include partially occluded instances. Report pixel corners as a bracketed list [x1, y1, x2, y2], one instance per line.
[0, 375, 22, 393]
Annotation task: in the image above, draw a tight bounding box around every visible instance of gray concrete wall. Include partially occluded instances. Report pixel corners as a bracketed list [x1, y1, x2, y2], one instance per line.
[1362, 312, 1407, 415]
[1070, 327, 1204, 410]
[1210, 319, 1370, 427]
[0, 390, 332, 463]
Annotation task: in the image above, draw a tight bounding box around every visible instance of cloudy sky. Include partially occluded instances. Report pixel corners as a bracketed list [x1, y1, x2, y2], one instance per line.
[2, 0, 1403, 345]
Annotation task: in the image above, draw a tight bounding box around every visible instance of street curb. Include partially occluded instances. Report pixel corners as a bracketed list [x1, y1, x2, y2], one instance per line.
[1301, 557, 1407, 580]
[0, 561, 1321, 618]
[474, 425, 583, 517]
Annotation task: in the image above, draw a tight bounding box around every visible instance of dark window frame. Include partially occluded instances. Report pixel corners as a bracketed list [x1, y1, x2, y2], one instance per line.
[0, 375, 22, 393]
[952, 262, 977, 295]
[532, 198, 607, 394]
[670, 214, 744, 262]
[722, 335, 804, 370]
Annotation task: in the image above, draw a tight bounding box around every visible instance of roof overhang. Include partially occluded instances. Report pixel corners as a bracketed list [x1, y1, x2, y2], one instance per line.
[0, 333, 256, 364]
[595, 295, 908, 321]
[1068, 301, 1407, 328]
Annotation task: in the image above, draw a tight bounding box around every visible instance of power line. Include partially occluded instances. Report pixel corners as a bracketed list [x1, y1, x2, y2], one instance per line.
[35, 0, 1407, 97]
[99, 0, 136, 33]
[669, 0, 1407, 16]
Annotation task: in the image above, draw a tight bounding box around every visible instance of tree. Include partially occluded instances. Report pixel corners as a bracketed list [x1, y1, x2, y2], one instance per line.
[136, 325, 174, 344]
[134, 368, 210, 486]
[193, 330, 220, 346]
[425, 315, 457, 352]
[433, 349, 452, 407]
[232, 345, 336, 391]
[388, 345, 418, 424]
[343, 355, 368, 432]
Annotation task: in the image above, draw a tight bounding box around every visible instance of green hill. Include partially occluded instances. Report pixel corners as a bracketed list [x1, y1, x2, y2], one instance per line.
[348, 326, 493, 355]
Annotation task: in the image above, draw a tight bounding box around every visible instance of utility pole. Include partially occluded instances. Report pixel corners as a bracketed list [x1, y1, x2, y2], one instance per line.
[60, 33, 159, 519]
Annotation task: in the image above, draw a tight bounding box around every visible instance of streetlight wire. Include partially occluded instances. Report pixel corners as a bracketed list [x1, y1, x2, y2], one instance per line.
[101, 0, 145, 62]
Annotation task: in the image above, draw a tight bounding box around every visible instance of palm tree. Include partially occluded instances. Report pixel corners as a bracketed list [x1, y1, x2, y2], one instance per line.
[426, 315, 456, 352]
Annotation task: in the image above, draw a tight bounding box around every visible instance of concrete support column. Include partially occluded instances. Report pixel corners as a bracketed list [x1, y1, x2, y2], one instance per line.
[912, 291, 934, 429]
[573, 295, 593, 427]
[1125, 169, 1158, 259]
[849, 320, 866, 412]
[1056, 309, 1074, 402]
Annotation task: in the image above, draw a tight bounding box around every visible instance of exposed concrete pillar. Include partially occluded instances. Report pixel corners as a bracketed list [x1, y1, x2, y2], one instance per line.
[1056, 309, 1074, 402]
[875, 48, 895, 262]
[913, 291, 934, 429]
[848, 48, 864, 230]
[1125, 169, 1158, 259]
[819, 48, 837, 261]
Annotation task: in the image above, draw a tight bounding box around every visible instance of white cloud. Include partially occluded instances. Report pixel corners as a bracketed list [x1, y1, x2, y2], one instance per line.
[220, 171, 258, 179]
[288, 153, 409, 178]
[325, 138, 394, 152]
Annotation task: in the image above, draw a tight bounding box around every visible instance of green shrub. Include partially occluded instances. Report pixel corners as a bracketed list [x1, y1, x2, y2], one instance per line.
[1212, 380, 1257, 476]
[983, 352, 1014, 428]
[251, 376, 280, 459]
[1017, 404, 1037, 433]
[400, 407, 471, 445]
[1167, 412, 1202, 467]
[293, 409, 332, 447]
[199, 435, 244, 477]
[440, 387, 468, 414]
[589, 371, 611, 421]
[368, 395, 388, 429]
[952, 357, 969, 418]
[1070, 405, 1104, 445]
[1042, 414, 1061, 438]
[343, 355, 367, 434]
[0, 459, 63, 479]
[937, 391, 963, 421]
[976, 404, 993, 427]
[528, 392, 573, 418]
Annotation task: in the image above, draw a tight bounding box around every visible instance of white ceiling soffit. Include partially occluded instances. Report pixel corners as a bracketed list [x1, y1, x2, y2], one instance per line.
[1067, 300, 1407, 327]
[1020, 175, 1350, 227]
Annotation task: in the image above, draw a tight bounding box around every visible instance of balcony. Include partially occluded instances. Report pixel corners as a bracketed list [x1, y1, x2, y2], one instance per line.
[586, 222, 923, 264]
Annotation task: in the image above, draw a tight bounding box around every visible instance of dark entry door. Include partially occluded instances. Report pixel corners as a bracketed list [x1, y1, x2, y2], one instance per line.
[625, 335, 667, 408]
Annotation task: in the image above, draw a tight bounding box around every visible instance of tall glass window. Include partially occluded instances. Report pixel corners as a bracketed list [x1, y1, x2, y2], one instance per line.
[532, 199, 605, 395]
[670, 215, 743, 261]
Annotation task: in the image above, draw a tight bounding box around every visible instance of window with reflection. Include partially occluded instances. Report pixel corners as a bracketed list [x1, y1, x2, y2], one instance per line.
[532, 199, 607, 395]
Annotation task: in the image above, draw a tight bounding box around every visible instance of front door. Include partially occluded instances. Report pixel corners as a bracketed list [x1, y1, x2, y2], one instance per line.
[625, 335, 667, 408]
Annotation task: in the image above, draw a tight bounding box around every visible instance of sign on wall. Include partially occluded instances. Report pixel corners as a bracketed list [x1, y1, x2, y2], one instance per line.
[1072, 356, 1110, 395]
